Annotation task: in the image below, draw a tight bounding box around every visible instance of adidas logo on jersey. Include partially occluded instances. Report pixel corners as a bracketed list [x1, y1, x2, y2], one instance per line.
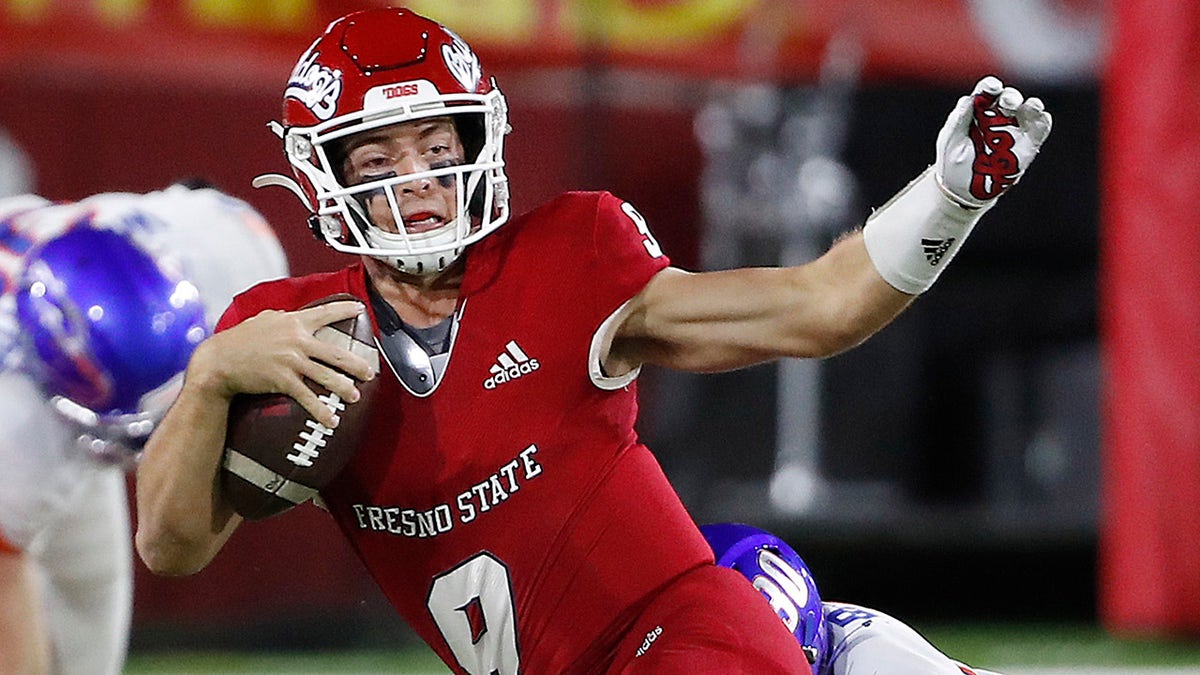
[635, 625, 663, 657]
[921, 237, 955, 266]
[483, 340, 539, 390]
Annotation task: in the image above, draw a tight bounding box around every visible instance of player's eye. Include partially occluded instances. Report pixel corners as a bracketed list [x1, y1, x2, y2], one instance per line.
[359, 155, 394, 173]
[344, 147, 393, 182]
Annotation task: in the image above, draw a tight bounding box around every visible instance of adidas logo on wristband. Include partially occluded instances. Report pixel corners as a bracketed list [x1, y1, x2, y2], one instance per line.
[921, 237, 955, 266]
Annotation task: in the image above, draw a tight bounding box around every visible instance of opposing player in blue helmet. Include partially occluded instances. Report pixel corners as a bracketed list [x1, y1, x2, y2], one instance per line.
[704, 523, 1007, 675]
[0, 184, 287, 675]
[16, 226, 208, 460]
[702, 522, 829, 667]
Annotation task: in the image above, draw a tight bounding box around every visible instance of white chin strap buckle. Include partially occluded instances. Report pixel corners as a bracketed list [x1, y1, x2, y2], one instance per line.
[383, 251, 456, 276]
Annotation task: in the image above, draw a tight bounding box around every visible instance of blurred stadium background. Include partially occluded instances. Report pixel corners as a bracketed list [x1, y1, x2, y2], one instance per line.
[3, 0, 1199, 672]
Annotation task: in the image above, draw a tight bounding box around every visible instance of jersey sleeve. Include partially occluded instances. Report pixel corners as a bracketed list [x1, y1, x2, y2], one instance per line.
[213, 295, 255, 333]
[213, 266, 365, 333]
[580, 193, 671, 389]
[587, 192, 671, 321]
[213, 279, 286, 332]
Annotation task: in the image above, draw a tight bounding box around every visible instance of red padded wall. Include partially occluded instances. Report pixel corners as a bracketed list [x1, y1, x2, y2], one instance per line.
[1099, 0, 1200, 637]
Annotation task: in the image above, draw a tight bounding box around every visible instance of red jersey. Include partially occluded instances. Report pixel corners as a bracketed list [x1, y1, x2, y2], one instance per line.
[218, 192, 715, 673]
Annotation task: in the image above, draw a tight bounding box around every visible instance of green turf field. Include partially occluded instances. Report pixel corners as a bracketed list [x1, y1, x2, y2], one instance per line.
[123, 622, 1200, 674]
[925, 622, 1200, 670]
[125, 647, 450, 674]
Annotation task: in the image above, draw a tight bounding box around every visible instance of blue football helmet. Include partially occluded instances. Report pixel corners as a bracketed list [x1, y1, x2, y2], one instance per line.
[15, 225, 208, 462]
[702, 522, 829, 667]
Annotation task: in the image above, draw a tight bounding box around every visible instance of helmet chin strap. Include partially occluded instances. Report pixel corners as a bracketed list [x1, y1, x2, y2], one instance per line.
[363, 220, 464, 275]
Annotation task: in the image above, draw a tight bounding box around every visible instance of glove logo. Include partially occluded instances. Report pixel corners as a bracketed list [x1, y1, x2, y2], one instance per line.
[968, 100, 1020, 201]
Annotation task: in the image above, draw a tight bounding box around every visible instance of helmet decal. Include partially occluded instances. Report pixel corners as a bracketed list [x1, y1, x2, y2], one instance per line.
[441, 30, 482, 92]
[285, 45, 342, 121]
[363, 80, 441, 111]
[20, 257, 114, 406]
[754, 548, 814, 635]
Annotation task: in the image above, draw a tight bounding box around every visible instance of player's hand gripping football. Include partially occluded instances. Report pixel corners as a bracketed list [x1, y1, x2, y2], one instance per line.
[934, 76, 1053, 209]
[190, 300, 376, 428]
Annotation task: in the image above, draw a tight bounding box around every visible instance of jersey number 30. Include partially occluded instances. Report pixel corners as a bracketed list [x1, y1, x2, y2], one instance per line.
[428, 552, 520, 675]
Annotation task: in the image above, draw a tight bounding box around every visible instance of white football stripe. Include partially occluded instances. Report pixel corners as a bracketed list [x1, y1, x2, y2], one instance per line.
[222, 449, 317, 505]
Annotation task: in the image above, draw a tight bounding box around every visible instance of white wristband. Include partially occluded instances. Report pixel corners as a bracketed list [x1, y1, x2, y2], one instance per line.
[862, 166, 994, 295]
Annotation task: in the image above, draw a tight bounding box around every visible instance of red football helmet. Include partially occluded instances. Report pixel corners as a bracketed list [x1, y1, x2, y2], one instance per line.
[254, 8, 510, 275]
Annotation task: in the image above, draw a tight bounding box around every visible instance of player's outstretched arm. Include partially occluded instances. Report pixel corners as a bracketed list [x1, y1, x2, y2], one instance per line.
[135, 300, 374, 576]
[608, 76, 1051, 375]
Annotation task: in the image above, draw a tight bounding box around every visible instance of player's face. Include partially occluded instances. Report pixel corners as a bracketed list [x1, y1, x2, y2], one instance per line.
[340, 117, 465, 235]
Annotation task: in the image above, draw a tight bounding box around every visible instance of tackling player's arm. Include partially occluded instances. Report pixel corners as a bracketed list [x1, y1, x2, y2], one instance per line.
[135, 300, 374, 575]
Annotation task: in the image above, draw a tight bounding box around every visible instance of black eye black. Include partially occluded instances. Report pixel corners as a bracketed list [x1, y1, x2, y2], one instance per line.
[355, 171, 397, 190]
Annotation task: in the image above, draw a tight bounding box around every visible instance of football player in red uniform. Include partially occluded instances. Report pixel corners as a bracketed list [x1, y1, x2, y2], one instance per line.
[135, 8, 1051, 674]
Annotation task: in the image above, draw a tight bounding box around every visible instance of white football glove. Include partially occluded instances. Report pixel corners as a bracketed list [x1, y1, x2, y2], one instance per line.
[863, 76, 1053, 294]
[934, 76, 1053, 209]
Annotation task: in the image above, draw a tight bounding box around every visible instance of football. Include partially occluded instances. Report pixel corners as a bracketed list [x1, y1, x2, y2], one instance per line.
[220, 293, 379, 520]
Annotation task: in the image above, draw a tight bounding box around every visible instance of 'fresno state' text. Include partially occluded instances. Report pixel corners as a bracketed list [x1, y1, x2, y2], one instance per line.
[350, 444, 543, 539]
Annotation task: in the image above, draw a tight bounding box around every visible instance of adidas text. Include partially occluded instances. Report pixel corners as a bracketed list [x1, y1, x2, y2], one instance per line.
[635, 625, 663, 657]
[484, 359, 540, 389]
